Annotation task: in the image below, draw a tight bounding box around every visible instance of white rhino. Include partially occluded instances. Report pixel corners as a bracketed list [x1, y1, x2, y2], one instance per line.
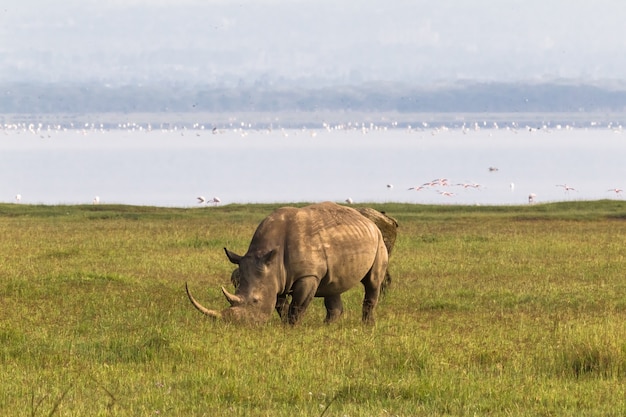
[228, 206, 398, 317]
[186, 202, 389, 324]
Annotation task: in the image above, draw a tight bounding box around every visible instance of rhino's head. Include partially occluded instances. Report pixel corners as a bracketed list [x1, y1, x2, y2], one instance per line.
[186, 247, 280, 323]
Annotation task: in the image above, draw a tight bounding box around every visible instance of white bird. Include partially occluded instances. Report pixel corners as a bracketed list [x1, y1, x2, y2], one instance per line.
[556, 184, 577, 193]
[92, 196, 100, 205]
[209, 197, 221, 206]
[15, 194, 21, 203]
[608, 188, 623, 195]
[197, 196, 206, 204]
[528, 193, 537, 204]
[510, 182, 515, 192]
[345, 197, 354, 204]
[386, 184, 393, 189]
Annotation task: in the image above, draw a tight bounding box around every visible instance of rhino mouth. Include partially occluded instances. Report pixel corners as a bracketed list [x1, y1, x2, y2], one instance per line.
[185, 283, 273, 323]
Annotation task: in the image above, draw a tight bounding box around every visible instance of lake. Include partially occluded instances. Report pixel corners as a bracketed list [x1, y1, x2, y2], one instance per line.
[1, 113, 625, 207]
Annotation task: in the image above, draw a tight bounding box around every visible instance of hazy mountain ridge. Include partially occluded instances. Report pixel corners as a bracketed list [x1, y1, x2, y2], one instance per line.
[2, 81, 626, 114]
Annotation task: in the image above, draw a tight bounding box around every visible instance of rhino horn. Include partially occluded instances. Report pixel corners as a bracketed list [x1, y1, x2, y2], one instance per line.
[222, 286, 244, 306]
[185, 282, 222, 319]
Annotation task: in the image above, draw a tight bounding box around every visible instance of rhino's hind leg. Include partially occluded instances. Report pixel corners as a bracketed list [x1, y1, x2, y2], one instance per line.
[361, 241, 388, 324]
[323, 295, 344, 323]
[361, 281, 380, 324]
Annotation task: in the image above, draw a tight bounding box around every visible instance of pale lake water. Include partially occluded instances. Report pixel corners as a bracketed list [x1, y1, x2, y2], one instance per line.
[1, 115, 625, 207]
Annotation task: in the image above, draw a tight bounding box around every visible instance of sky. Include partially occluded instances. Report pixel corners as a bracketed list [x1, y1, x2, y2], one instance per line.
[1, 1, 626, 86]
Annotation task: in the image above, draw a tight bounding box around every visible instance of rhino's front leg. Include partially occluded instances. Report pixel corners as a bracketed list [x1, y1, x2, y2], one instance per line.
[323, 294, 344, 323]
[288, 276, 318, 325]
[275, 294, 290, 322]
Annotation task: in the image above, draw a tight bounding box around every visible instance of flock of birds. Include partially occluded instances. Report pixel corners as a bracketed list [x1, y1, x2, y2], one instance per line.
[3, 117, 624, 139]
[10, 180, 624, 207]
[340, 172, 624, 206]
[12, 185, 622, 206]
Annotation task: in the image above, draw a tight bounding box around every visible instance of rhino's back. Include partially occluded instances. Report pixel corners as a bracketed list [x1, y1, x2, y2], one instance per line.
[252, 202, 377, 245]
[280, 203, 383, 292]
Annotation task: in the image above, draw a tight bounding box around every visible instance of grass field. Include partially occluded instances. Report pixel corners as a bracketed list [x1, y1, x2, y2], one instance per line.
[1, 201, 626, 416]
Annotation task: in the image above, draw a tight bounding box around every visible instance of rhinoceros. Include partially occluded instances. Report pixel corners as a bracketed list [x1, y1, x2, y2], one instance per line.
[185, 201, 389, 324]
[229, 206, 397, 298]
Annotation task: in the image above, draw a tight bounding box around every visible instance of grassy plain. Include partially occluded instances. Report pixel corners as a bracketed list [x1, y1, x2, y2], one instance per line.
[1, 201, 626, 416]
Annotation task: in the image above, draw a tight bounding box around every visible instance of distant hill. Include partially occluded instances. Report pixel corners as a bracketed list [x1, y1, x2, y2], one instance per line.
[1, 81, 626, 114]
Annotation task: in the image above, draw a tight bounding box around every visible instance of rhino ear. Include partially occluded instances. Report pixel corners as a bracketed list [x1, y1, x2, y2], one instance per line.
[224, 248, 243, 265]
[260, 249, 277, 266]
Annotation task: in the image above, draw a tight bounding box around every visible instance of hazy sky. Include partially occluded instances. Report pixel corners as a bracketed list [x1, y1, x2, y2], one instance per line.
[2, 1, 626, 85]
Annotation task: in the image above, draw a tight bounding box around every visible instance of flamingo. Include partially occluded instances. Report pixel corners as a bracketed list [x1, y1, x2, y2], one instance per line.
[556, 184, 577, 193]
[423, 178, 449, 187]
[209, 197, 221, 206]
[456, 182, 482, 189]
[528, 193, 537, 204]
[345, 197, 354, 204]
[408, 185, 426, 191]
[15, 194, 21, 203]
[197, 196, 206, 204]
[608, 188, 623, 195]
[438, 191, 455, 197]
[386, 184, 394, 189]
[92, 196, 100, 205]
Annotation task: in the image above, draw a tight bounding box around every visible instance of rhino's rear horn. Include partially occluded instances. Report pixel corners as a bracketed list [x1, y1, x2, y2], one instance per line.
[224, 248, 243, 265]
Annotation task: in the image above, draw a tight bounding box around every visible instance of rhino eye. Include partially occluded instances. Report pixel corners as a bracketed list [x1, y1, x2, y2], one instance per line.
[252, 295, 261, 304]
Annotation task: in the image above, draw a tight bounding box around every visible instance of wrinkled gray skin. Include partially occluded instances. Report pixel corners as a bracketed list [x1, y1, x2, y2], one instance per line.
[228, 206, 398, 318]
[186, 202, 389, 325]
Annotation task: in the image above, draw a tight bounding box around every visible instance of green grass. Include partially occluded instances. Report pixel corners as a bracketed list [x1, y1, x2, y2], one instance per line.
[1, 200, 626, 416]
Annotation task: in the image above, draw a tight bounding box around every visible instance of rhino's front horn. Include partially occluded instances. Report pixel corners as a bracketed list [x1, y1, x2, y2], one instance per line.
[185, 282, 223, 319]
[222, 286, 244, 306]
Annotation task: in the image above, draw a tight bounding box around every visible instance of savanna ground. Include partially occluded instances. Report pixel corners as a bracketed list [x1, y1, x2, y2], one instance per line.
[1, 201, 626, 416]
